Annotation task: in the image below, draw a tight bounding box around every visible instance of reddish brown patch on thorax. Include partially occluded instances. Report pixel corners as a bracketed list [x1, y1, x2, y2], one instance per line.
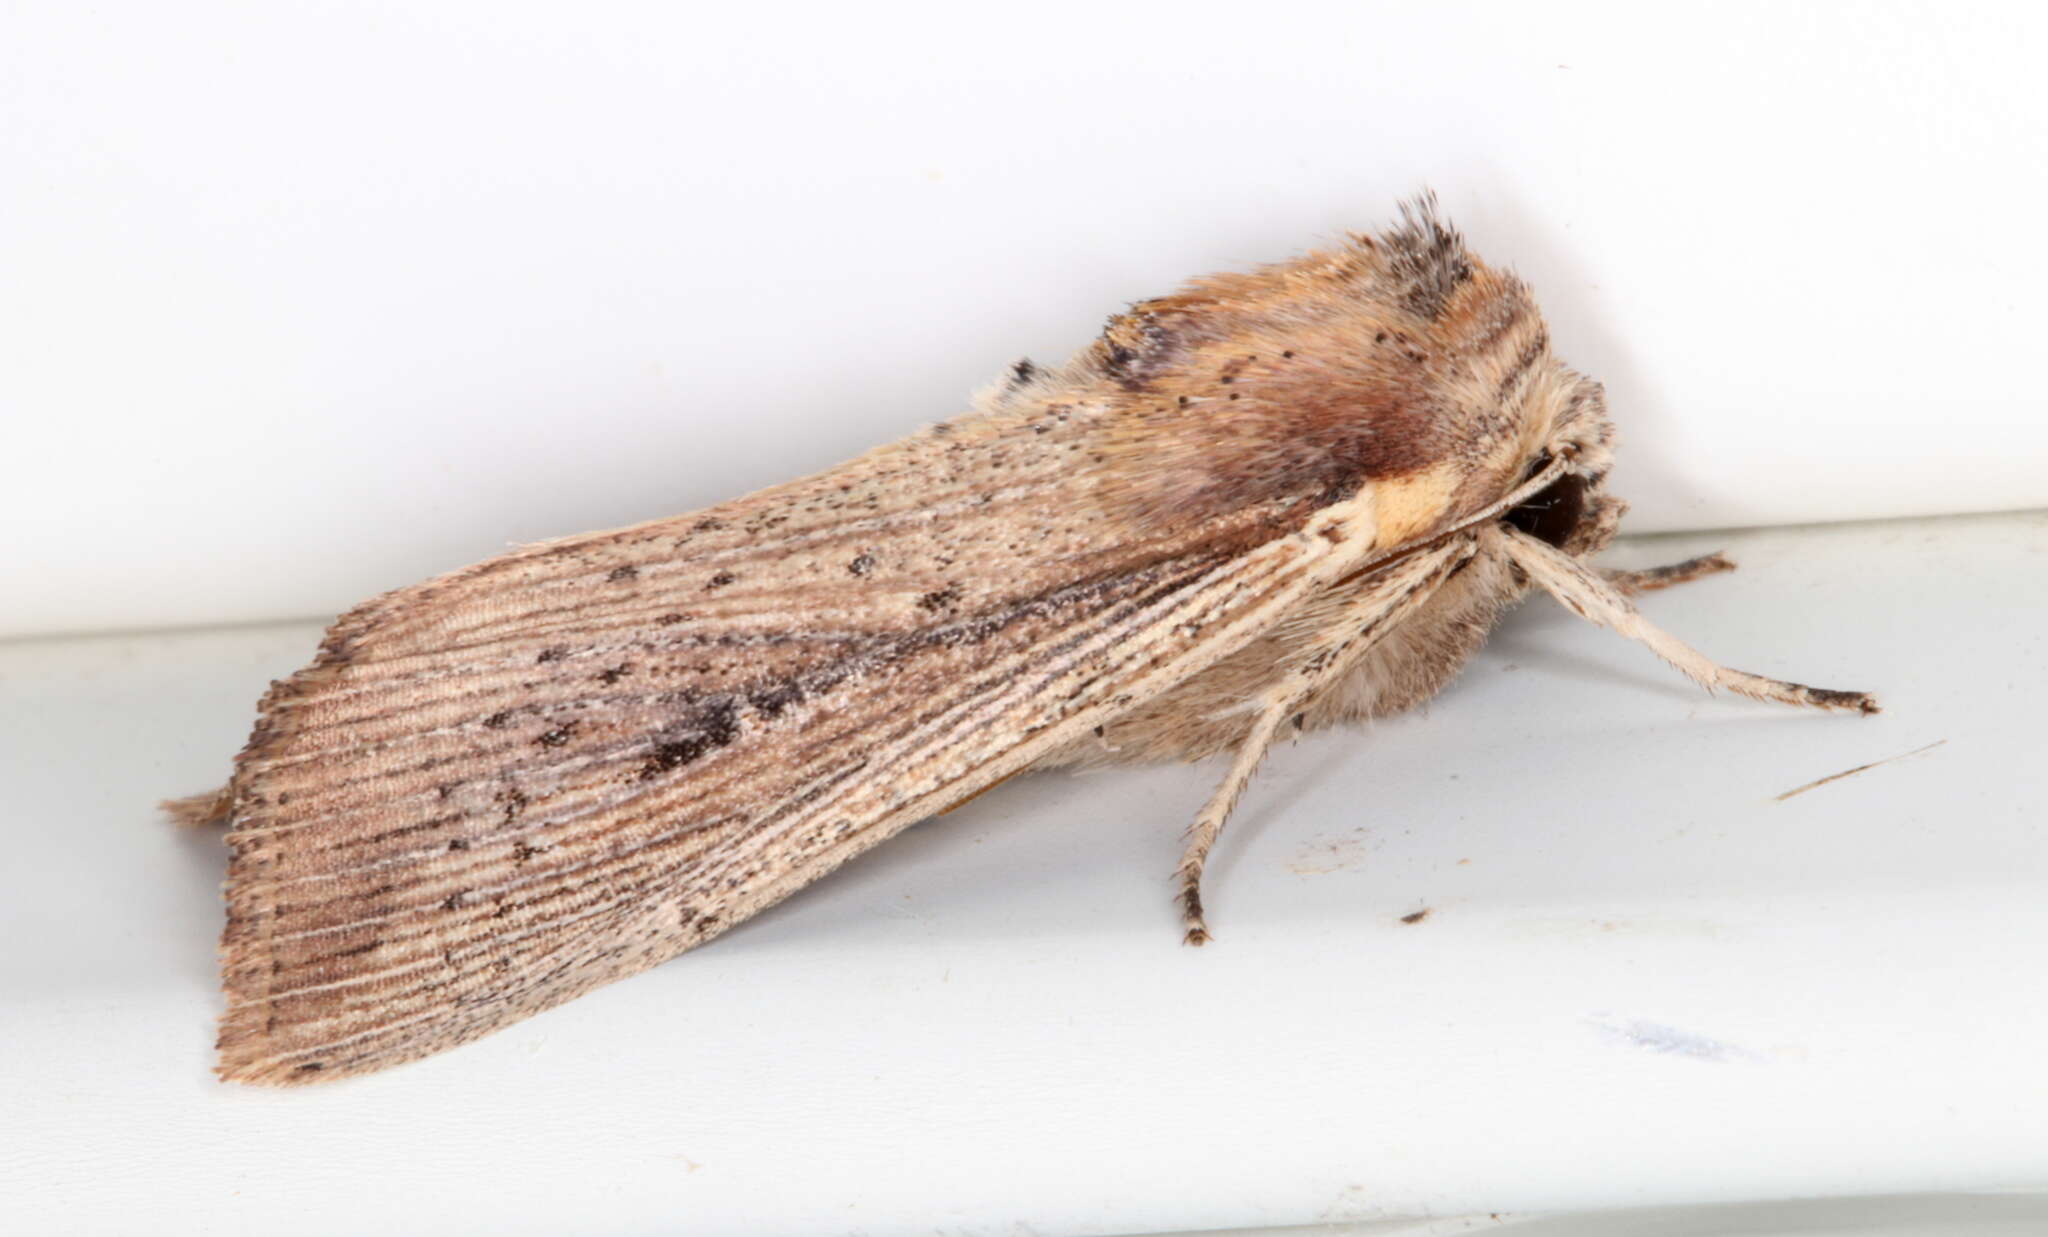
[1084, 278, 1461, 536]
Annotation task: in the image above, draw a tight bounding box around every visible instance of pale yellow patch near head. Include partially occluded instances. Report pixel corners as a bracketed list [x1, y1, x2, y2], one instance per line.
[1370, 460, 1466, 549]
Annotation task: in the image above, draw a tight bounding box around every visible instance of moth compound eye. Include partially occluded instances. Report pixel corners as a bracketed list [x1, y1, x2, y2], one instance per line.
[1505, 469, 1589, 549]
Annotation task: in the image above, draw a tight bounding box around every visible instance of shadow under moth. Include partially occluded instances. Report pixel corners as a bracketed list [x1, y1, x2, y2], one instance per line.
[168, 197, 1878, 1084]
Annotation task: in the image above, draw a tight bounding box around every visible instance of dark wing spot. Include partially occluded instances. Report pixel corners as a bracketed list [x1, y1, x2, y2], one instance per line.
[746, 682, 804, 718]
[848, 554, 875, 577]
[640, 698, 742, 778]
[607, 565, 639, 583]
[536, 647, 567, 664]
[704, 571, 737, 590]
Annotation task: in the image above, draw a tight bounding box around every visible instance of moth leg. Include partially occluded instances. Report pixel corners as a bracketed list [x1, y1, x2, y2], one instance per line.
[1177, 539, 1479, 945]
[1178, 706, 1287, 946]
[1491, 525, 1879, 714]
[162, 785, 232, 827]
[1603, 552, 1735, 596]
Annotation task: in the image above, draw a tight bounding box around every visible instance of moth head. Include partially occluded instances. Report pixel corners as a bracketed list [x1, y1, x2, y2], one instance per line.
[1504, 369, 1624, 557]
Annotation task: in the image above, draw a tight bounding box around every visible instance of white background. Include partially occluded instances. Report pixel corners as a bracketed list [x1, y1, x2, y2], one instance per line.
[5, 1, 2047, 639]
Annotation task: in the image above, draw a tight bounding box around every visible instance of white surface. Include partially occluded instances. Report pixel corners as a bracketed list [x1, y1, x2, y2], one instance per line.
[4, 509, 2045, 1236]
[6, 1, 2048, 638]
[1160, 1194, 2048, 1236]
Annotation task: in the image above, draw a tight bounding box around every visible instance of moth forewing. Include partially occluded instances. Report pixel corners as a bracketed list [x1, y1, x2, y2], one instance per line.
[208, 460, 1393, 1084]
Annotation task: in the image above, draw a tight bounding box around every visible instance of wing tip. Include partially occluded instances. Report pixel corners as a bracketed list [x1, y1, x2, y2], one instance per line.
[213, 1052, 336, 1087]
[213, 988, 396, 1087]
[162, 786, 232, 828]
[213, 889, 345, 1086]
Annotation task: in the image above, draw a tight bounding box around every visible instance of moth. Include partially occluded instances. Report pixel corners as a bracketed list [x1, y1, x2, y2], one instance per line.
[169, 197, 1877, 1084]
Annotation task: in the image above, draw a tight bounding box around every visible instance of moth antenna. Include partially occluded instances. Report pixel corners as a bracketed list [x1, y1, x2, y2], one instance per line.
[1491, 527, 1878, 714]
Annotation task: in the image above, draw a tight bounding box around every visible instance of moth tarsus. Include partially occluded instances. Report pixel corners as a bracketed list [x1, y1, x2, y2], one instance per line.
[176, 194, 1877, 1084]
[1601, 551, 1737, 596]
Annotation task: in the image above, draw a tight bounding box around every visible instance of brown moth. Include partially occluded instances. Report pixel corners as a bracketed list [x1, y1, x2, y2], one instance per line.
[168, 197, 1877, 1085]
